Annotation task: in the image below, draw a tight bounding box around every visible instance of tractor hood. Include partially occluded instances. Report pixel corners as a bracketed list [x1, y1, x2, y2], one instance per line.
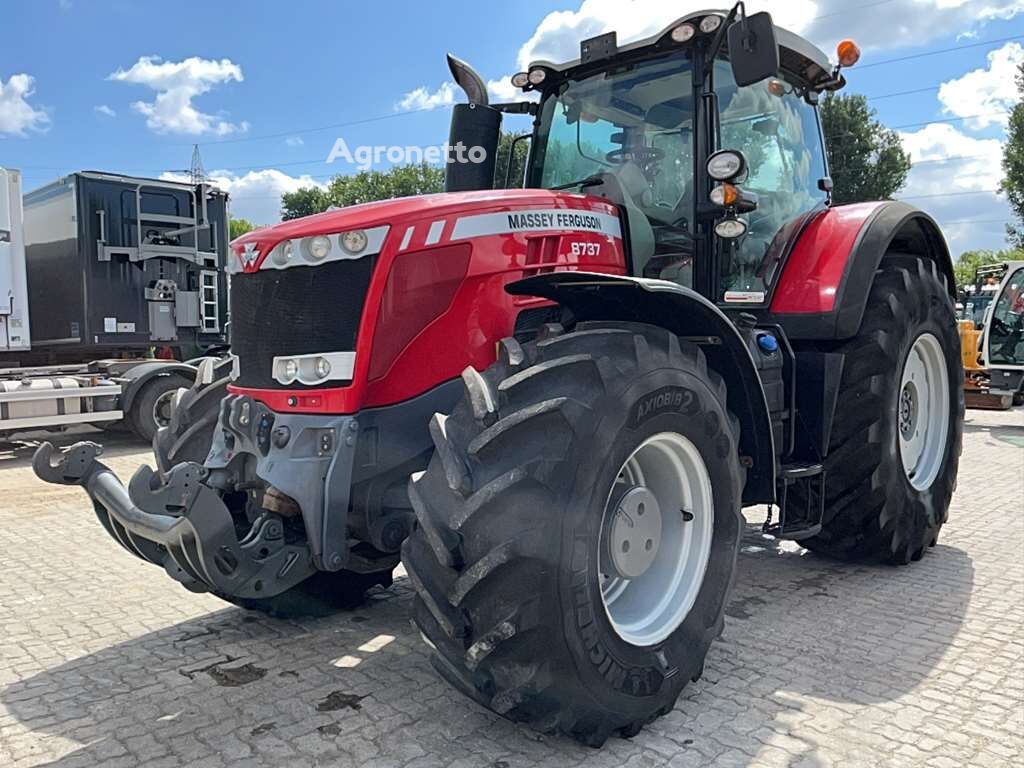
[229, 188, 621, 273]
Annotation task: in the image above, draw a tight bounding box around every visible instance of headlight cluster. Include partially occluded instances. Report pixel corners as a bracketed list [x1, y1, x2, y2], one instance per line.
[669, 14, 723, 44]
[272, 351, 356, 386]
[255, 225, 389, 272]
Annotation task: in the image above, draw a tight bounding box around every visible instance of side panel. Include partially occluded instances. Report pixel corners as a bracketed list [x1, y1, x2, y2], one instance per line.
[768, 201, 955, 340]
[0, 169, 31, 351]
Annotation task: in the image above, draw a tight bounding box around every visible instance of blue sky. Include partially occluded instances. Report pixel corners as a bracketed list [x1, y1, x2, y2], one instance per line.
[1, 0, 1023, 254]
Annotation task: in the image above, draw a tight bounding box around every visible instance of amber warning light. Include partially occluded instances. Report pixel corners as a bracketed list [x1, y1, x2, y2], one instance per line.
[837, 39, 861, 68]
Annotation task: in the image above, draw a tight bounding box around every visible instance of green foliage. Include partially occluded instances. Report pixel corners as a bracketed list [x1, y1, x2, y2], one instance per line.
[280, 186, 332, 220]
[1002, 62, 1024, 248]
[820, 93, 911, 204]
[228, 217, 256, 241]
[493, 131, 530, 188]
[954, 248, 1024, 289]
[281, 163, 444, 220]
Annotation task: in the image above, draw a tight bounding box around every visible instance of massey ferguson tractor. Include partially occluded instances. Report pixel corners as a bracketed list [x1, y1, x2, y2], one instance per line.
[34, 7, 963, 746]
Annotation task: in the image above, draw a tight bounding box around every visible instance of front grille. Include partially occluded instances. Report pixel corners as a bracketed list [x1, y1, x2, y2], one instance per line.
[230, 258, 376, 389]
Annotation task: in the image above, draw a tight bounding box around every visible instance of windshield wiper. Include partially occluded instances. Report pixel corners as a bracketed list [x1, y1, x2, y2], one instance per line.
[550, 175, 605, 190]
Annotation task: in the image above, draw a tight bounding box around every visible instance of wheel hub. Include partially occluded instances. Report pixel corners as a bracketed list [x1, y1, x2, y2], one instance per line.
[606, 486, 662, 580]
[899, 382, 918, 438]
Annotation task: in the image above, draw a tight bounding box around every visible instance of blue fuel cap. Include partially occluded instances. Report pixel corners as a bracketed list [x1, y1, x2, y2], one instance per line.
[757, 333, 779, 354]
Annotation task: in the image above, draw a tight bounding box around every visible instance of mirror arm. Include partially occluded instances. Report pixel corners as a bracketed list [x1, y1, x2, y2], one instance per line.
[491, 102, 538, 116]
[707, 2, 744, 62]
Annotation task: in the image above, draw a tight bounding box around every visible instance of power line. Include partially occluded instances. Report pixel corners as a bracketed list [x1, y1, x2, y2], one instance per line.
[896, 188, 1001, 201]
[857, 35, 1024, 69]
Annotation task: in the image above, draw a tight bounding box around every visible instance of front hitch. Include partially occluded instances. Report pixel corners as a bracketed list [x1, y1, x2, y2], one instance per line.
[33, 441, 314, 598]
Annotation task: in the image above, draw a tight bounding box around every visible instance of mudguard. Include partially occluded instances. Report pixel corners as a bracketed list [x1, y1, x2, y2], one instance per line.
[769, 201, 955, 340]
[119, 361, 197, 414]
[508, 272, 776, 504]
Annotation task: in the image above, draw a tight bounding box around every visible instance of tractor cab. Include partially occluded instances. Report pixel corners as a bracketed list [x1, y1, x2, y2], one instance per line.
[446, 7, 846, 305]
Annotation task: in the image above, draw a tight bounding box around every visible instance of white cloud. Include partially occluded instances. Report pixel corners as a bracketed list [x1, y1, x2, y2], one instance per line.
[938, 41, 1024, 130]
[285, 135, 304, 147]
[0, 73, 50, 136]
[94, 104, 116, 118]
[898, 123, 1009, 253]
[396, 81, 456, 111]
[163, 168, 325, 225]
[109, 55, 248, 136]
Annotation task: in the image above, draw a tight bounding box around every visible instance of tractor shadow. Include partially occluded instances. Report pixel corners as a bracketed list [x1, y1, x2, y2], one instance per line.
[1, 525, 974, 767]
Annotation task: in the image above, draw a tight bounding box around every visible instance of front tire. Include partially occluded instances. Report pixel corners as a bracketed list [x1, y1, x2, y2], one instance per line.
[799, 255, 963, 563]
[402, 323, 744, 745]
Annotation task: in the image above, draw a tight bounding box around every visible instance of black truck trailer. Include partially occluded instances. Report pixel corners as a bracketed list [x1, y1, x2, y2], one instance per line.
[0, 168, 230, 441]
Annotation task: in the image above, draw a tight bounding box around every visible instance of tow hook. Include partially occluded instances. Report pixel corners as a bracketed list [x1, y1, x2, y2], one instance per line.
[32, 441, 314, 598]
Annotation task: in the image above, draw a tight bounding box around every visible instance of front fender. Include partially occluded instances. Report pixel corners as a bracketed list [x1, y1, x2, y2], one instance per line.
[508, 272, 775, 504]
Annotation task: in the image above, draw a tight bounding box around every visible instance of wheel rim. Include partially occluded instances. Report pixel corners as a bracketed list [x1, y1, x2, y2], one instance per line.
[599, 432, 714, 647]
[151, 389, 178, 429]
[898, 333, 950, 490]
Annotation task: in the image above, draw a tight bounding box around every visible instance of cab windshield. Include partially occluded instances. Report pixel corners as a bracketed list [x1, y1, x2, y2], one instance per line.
[529, 55, 697, 285]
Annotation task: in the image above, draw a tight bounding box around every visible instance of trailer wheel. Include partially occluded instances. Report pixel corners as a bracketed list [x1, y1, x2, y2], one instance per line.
[402, 323, 744, 745]
[215, 569, 394, 618]
[154, 357, 233, 476]
[797, 255, 963, 563]
[129, 373, 193, 444]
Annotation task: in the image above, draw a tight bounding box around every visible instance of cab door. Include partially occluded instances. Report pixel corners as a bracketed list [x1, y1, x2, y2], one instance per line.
[982, 262, 1024, 395]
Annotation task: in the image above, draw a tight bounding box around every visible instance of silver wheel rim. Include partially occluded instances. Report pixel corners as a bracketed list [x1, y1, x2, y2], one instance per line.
[599, 432, 714, 647]
[898, 333, 950, 490]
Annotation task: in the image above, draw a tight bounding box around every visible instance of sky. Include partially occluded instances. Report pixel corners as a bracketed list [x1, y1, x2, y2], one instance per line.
[1, 0, 1023, 255]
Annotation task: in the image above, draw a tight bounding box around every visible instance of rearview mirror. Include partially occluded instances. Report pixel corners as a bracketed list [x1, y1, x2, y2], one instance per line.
[727, 12, 779, 87]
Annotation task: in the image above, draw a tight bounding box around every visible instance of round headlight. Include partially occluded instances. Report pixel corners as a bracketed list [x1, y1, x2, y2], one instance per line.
[511, 72, 530, 88]
[340, 229, 368, 255]
[314, 357, 331, 379]
[709, 183, 738, 207]
[272, 240, 294, 267]
[699, 15, 722, 33]
[707, 150, 746, 181]
[528, 68, 547, 85]
[308, 235, 332, 261]
[670, 23, 696, 43]
[715, 218, 748, 239]
[282, 359, 299, 380]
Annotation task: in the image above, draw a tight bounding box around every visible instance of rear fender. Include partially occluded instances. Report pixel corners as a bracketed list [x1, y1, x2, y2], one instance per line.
[508, 272, 775, 504]
[769, 201, 955, 339]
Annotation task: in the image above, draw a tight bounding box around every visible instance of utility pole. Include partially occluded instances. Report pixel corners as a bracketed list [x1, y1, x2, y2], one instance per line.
[190, 144, 207, 185]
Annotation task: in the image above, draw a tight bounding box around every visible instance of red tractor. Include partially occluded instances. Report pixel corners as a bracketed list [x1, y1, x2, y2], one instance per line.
[35, 7, 963, 745]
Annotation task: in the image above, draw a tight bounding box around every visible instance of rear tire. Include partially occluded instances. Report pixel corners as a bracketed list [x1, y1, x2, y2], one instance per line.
[130, 373, 193, 444]
[797, 255, 963, 563]
[402, 322, 744, 745]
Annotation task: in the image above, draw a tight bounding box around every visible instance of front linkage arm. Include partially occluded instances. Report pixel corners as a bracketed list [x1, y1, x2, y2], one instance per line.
[32, 441, 313, 598]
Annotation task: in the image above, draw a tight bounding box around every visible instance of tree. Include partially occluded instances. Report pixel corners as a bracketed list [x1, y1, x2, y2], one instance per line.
[1002, 61, 1024, 248]
[229, 217, 256, 240]
[494, 131, 530, 188]
[953, 248, 1024, 289]
[281, 186, 332, 220]
[820, 93, 911, 204]
[282, 163, 444, 220]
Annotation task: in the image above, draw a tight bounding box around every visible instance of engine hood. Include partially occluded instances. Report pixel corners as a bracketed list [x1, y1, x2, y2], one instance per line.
[230, 188, 620, 269]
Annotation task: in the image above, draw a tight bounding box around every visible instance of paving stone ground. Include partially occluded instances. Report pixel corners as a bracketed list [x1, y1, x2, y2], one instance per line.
[1, 408, 1022, 768]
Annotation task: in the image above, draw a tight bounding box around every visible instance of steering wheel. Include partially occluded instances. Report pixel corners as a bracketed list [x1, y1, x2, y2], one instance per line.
[605, 147, 664, 165]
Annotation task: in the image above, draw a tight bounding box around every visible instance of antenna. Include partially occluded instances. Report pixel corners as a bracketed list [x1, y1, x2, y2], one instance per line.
[190, 144, 207, 185]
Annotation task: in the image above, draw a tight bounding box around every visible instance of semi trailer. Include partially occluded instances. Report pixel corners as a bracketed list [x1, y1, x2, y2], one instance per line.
[0, 167, 229, 440]
[35, 6, 964, 745]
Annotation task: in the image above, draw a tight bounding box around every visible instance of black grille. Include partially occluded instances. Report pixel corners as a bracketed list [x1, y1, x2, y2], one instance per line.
[230, 258, 376, 389]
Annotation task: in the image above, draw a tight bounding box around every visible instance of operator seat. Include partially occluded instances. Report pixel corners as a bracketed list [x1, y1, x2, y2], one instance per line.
[586, 167, 656, 276]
